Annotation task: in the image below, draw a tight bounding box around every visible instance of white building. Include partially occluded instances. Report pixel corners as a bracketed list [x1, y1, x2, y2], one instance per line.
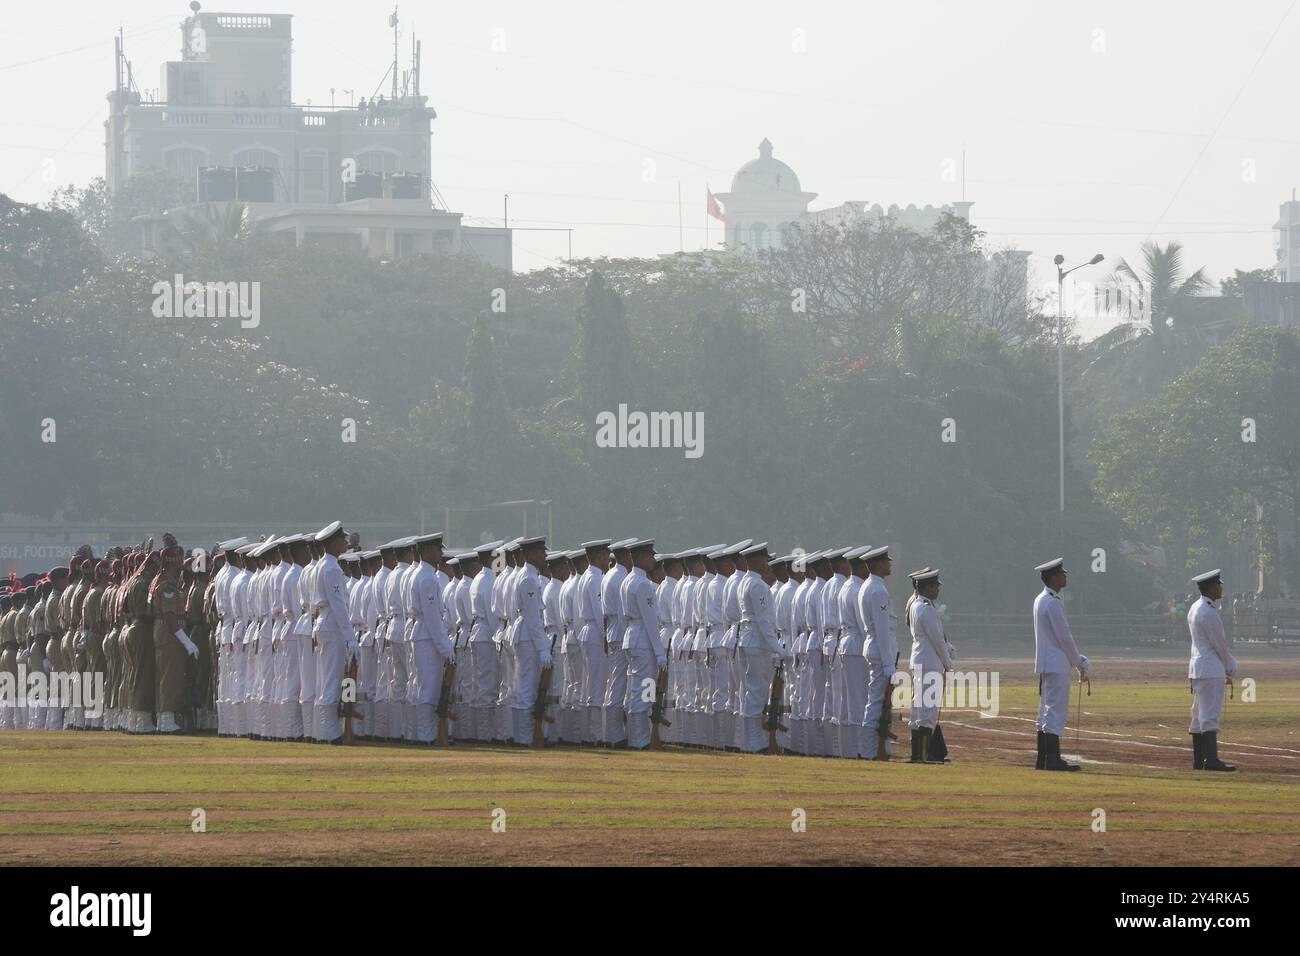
[715, 138, 977, 253]
[109, 5, 510, 269]
[1275, 195, 1300, 282]
[712, 139, 818, 251]
[713, 136, 1030, 323]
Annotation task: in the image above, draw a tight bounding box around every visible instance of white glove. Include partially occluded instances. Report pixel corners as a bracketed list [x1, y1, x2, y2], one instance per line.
[175, 629, 199, 658]
[539, 644, 552, 667]
[1078, 655, 1090, 673]
[946, 643, 958, 664]
[1226, 655, 1238, 677]
[655, 652, 667, 670]
[346, 638, 359, 660]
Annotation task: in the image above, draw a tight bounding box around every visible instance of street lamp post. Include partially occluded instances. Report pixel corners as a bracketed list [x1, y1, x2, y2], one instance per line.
[1054, 253, 1105, 513]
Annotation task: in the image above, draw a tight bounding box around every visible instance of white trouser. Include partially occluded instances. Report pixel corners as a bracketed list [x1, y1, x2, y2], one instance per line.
[298, 634, 317, 739]
[407, 639, 441, 743]
[626, 645, 657, 733]
[469, 641, 498, 739]
[512, 641, 542, 744]
[563, 641, 584, 739]
[279, 635, 304, 738]
[909, 667, 943, 730]
[357, 639, 377, 734]
[389, 639, 409, 739]
[1189, 677, 1225, 733]
[859, 651, 890, 758]
[841, 654, 868, 755]
[315, 639, 346, 742]
[1036, 670, 1070, 737]
[580, 640, 606, 741]
[739, 647, 775, 753]
[603, 647, 628, 741]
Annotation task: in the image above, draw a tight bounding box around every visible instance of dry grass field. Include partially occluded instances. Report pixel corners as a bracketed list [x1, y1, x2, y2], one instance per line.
[1, 655, 1296, 866]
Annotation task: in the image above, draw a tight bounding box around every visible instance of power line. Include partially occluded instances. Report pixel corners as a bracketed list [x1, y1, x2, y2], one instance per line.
[1142, 0, 1297, 242]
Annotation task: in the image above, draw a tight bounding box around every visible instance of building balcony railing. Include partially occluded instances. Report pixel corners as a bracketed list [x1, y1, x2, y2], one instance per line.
[126, 102, 425, 133]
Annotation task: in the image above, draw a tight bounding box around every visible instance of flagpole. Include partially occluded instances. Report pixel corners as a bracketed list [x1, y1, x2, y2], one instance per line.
[705, 185, 709, 251]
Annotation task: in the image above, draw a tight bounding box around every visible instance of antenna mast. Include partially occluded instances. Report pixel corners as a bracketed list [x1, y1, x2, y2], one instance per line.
[389, 6, 400, 100]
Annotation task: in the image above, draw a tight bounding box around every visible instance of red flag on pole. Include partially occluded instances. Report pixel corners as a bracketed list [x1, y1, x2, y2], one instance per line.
[707, 186, 726, 223]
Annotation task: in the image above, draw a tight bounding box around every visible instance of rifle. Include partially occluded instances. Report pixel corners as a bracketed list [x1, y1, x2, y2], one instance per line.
[649, 666, 672, 750]
[340, 653, 358, 745]
[877, 653, 899, 761]
[531, 658, 556, 747]
[436, 657, 457, 745]
[762, 660, 789, 754]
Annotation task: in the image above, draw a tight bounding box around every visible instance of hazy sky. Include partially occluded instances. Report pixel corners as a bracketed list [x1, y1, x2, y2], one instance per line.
[3, 0, 1298, 338]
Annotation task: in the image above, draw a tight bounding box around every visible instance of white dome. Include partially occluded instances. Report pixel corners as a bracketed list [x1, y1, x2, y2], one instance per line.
[730, 138, 802, 194]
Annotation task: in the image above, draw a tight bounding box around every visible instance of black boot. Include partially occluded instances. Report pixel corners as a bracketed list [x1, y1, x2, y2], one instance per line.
[1043, 733, 1080, 772]
[929, 724, 950, 763]
[1034, 730, 1046, 770]
[918, 727, 937, 763]
[909, 729, 922, 763]
[1191, 732, 1204, 770]
[1202, 731, 1236, 772]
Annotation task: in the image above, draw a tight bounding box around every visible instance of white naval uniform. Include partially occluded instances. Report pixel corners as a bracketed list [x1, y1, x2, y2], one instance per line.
[385, 560, 412, 740]
[689, 574, 713, 748]
[787, 578, 811, 754]
[354, 571, 378, 736]
[859, 573, 898, 759]
[369, 564, 394, 739]
[772, 578, 796, 753]
[837, 574, 868, 758]
[399, 560, 423, 738]
[805, 577, 829, 755]
[822, 572, 846, 757]
[408, 561, 454, 743]
[673, 574, 696, 745]
[558, 571, 583, 742]
[621, 567, 663, 749]
[1187, 597, 1237, 733]
[1033, 586, 1087, 737]
[451, 573, 473, 740]
[657, 574, 679, 743]
[468, 565, 497, 741]
[542, 575, 565, 742]
[512, 563, 549, 744]
[575, 564, 605, 743]
[721, 570, 745, 749]
[704, 573, 729, 748]
[495, 564, 519, 743]
[212, 562, 234, 733]
[312, 553, 354, 742]
[907, 595, 953, 730]
[737, 571, 786, 752]
[296, 557, 320, 739]
[230, 566, 252, 737]
[277, 561, 305, 739]
[601, 562, 630, 744]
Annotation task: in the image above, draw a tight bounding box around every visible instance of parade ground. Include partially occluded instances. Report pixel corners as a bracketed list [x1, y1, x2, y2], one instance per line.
[2, 654, 1296, 867]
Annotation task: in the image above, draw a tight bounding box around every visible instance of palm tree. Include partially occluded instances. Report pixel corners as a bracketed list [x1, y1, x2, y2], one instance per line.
[1112, 240, 1210, 339]
[161, 200, 256, 268]
[1082, 240, 1211, 392]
